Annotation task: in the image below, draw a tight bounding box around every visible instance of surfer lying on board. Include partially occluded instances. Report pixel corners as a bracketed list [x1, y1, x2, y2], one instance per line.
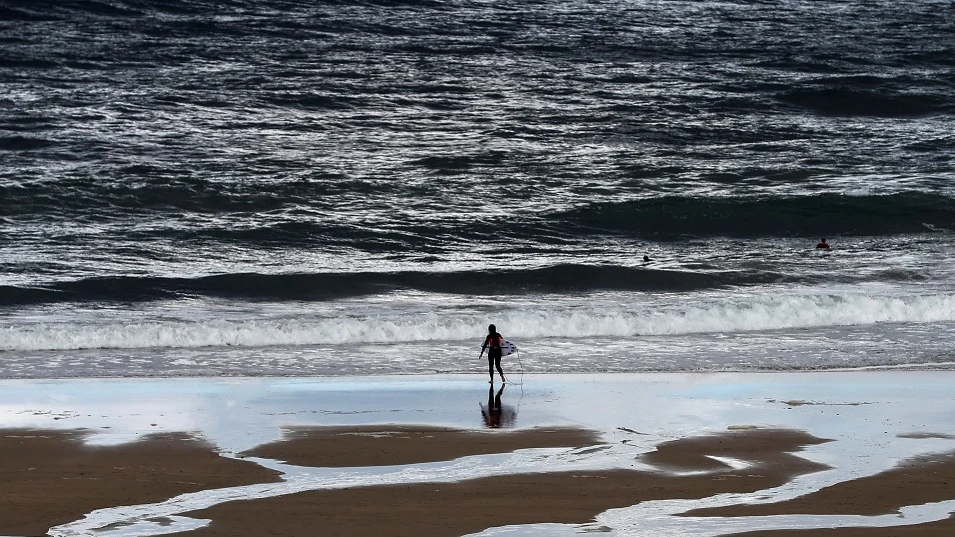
[480, 324, 507, 384]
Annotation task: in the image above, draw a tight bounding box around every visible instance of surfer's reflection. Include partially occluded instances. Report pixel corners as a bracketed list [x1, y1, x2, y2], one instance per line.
[480, 384, 517, 428]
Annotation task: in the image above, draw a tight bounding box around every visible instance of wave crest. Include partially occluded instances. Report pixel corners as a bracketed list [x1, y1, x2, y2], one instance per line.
[3, 292, 953, 352]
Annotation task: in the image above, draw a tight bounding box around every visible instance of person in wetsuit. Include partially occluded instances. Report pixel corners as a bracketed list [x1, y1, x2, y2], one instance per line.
[480, 323, 507, 384]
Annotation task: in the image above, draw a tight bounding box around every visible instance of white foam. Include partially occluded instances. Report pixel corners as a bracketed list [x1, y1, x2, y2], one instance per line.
[2, 290, 954, 352]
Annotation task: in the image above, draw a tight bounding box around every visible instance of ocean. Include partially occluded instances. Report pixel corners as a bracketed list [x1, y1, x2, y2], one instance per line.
[1, 0, 954, 379]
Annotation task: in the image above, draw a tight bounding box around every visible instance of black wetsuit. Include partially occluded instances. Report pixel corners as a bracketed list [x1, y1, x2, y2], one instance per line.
[483, 332, 505, 381]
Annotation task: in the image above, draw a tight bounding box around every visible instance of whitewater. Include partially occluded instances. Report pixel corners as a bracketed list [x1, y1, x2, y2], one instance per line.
[3, 278, 954, 378]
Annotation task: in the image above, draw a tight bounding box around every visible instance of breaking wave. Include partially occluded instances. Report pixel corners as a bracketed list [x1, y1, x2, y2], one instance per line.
[3, 291, 953, 352]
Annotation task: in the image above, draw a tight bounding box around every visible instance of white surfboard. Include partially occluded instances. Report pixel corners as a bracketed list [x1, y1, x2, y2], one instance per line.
[499, 339, 518, 357]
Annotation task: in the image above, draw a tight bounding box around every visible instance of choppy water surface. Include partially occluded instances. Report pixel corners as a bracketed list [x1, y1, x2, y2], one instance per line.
[1, 0, 953, 377]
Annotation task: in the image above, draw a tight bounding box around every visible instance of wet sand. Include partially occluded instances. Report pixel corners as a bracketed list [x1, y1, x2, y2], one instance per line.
[0, 373, 953, 537]
[688, 448, 955, 537]
[5, 426, 953, 537]
[240, 424, 603, 466]
[0, 429, 281, 537]
[175, 428, 831, 537]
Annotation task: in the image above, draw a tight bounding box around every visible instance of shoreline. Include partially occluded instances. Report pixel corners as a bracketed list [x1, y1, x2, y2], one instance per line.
[176, 427, 832, 537]
[0, 372, 952, 537]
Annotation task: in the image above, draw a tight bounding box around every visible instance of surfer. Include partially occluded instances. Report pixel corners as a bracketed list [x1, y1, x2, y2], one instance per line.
[815, 238, 831, 250]
[480, 324, 507, 384]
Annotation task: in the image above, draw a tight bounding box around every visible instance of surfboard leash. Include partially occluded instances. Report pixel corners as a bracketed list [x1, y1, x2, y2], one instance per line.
[509, 348, 525, 387]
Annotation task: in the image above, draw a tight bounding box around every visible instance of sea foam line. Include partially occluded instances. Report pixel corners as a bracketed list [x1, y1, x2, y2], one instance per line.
[3, 292, 954, 352]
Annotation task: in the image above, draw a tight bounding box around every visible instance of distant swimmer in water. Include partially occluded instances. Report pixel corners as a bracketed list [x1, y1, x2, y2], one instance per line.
[815, 238, 831, 250]
[479, 324, 507, 384]
[643, 255, 651, 263]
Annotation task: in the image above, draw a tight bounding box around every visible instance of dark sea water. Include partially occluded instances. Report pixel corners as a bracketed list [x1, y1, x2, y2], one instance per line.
[1, 0, 954, 378]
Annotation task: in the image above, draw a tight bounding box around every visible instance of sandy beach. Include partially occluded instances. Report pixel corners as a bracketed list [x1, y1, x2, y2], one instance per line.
[0, 372, 953, 537]
[0, 429, 282, 537]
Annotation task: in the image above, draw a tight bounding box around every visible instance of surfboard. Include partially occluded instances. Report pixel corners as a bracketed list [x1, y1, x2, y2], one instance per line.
[500, 339, 518, 357]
